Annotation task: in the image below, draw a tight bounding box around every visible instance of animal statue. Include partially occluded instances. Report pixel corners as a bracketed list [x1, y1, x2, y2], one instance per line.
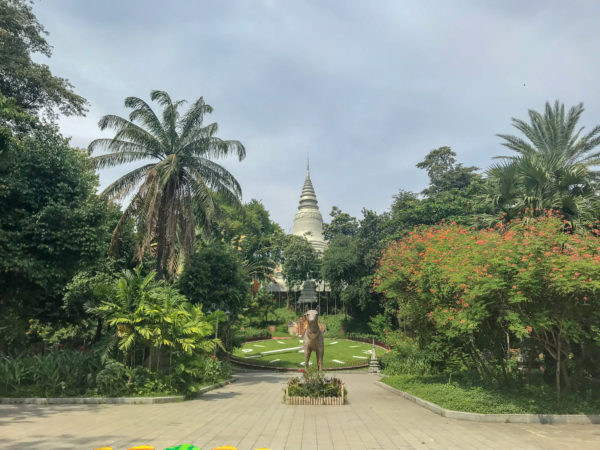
[302, 309, 324, 370]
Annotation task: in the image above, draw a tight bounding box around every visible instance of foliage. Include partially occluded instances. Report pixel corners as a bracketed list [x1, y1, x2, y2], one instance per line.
[286, 366, 346, 398]
[246, 288, 276, 324]
[374, 213, 600, 397]
[0, 126, 117, 348]
[90, 90, 245, 279]
[485, 101, 600, 224]
[382, 374, 600, 414]
[0, 0, 87, 120]
[323, 206, 359, 240]
[231, 326, 271, 348]
[272, 307, 297, 324]
[217, 199, 285, 281]
[380, 330, 432, 376]
[281, 235, 320, 290]
[416, 146, 480, 196]
[202, 354, 231, 384]
[321, 208, 391, 315]
[179, 241, 250, 317]
[90, 268, 217, 376]
[0, 350, 102, 397]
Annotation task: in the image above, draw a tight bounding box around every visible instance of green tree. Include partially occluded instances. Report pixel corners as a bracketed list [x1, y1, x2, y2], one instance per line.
[89, 90, 245, 280]
[217, 199, 285, 281]
[416, 146, 479, 195]
[0, 0, 87, 119]
[0, 126, 116, 340]
[323, 206, 359, 240]
[485, 101, 600, 224]
[91, 268, 216, 372]
[178, 241, 249, 317]
[374, 215, 600, 396]
[281, 235, 320, 291]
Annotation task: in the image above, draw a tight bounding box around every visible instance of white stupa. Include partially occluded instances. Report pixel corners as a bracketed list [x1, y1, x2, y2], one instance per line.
[292, 161, 326, 253]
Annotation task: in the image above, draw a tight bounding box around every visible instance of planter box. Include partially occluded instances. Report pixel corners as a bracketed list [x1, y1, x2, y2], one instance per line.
[284, 385, 345, 405]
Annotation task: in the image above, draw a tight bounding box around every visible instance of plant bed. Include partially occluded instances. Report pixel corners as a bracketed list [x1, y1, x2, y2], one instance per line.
[284, 367, 346, 405]
[232, 337, 386, 369]
[381, 374, 600, 415]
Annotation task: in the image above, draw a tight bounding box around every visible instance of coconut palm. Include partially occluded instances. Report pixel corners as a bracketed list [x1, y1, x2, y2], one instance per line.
[484, 101, 600, 223]
[89, 90, 245, 279]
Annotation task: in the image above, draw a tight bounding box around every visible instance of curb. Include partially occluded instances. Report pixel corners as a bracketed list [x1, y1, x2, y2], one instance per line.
[0, 377, 235, 405]
[375, 381, 600, 424]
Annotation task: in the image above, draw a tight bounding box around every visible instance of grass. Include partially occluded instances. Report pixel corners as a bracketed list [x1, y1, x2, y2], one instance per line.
[232, 338, 386, 369]
[381, 374, 600, 415]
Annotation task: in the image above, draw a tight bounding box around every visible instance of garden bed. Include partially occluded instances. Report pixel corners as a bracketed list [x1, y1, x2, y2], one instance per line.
[381, 374, 600, 415]
[231, 337, 387, 370]
[284, 368, 346, 405]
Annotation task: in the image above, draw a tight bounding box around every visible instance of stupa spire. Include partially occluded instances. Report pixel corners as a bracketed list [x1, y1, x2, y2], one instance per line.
[292, 160, 326, 252]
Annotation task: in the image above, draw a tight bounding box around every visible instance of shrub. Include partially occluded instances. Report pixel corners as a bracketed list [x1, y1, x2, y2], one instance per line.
[96, 360, 128, 396]
[374, 213, 600, 395]
[231, 327, 271, 348]
[285, 366, 346, 398]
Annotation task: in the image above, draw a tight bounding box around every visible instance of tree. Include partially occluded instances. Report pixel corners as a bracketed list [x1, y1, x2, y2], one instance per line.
[416, 147, 479, 195]
[89, 90, 245, 280]
[0, 126, 116, 335]
[281, 235, 320, 291]
[321, 235, 360, 308]
[0, 0, 87, 119]
[178, 241, 249, 317]
[374, 214, 600, 397]
[323, 206, 359, 240]
[217, 199, 285, 281]
[90, 268, 216, 371]
[485, 101, 600, 224]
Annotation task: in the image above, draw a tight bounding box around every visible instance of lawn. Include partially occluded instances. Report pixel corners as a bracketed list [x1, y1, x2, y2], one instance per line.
[232, 338, 387, 369]
[381, 374, 600, 415]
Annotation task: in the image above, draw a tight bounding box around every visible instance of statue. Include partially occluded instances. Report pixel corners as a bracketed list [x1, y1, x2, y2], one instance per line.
[303, 309, 324, 370]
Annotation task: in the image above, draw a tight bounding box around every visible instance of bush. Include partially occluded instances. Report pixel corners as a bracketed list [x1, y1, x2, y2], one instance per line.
[272, 307, 296, 324]
[320, 314, 346, 338]
[0, 350, 102, 397]
[285, 366, 346, 398]
[203, 355, 231, 384]
[380, 330, 432, 376]
[96, 360, 128, 396]
[231, 326, 271, 348]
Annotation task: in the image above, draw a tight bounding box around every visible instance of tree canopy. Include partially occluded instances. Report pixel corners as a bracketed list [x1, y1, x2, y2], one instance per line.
[90, 90, 246, 280]
[485, 101, 600, 224]
[0, 0, 87, 120]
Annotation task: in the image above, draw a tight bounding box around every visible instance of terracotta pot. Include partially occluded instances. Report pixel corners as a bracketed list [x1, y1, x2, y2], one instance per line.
[268, 325, 276, 333]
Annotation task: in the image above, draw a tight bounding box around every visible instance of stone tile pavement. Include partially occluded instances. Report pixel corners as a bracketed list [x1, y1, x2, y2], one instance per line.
[1, 370, 599, 449]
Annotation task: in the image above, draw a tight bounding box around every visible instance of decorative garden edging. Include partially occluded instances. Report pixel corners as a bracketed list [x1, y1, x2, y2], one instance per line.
[284, 380, 345, 405]
[285, 393, 344, 405]
[0, 378, 235, 405]
[375, 381, 600, 424]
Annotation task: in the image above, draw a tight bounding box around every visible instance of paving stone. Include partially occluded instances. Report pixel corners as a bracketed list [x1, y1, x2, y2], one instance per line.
[1, 371, 599, 449]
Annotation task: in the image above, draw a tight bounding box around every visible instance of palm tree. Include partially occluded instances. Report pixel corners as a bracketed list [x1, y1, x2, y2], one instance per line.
[89, 90, 245, 279]
[485, 101, 600, 224]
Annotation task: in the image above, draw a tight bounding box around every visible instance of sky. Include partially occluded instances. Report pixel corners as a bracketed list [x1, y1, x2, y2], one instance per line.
[32, 0, 600, 232]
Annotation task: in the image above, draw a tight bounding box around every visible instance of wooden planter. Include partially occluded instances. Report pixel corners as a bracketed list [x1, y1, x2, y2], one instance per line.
[284, 385, 345, 405]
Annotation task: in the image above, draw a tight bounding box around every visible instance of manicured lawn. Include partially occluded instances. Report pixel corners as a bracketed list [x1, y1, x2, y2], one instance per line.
[381, 374, 600, 415]
[232, 338, 386, 369]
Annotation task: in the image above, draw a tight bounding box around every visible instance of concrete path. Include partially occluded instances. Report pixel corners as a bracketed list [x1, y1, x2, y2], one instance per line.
[1, 371, 599, 449]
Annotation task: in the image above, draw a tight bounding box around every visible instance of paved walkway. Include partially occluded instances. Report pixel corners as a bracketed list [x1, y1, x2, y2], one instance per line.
[1, 371, 599, 449]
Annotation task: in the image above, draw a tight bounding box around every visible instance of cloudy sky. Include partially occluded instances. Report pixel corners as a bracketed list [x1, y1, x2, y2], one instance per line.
[33, 0, 600, 232]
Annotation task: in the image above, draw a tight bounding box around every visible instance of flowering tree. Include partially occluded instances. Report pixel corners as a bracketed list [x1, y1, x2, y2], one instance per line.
[374, 213, 600, 397]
